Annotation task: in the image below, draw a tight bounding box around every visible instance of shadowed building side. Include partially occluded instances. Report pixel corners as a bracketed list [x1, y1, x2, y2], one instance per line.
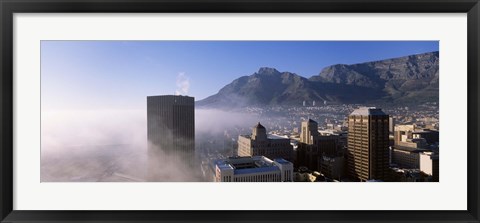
[147, 95, 195, 181]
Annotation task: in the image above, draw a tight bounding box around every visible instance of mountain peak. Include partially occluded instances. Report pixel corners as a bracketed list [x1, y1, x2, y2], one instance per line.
[257, 67, 280, 75]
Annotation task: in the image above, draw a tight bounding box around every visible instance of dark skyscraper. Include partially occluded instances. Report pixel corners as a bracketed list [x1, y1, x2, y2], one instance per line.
[147, 95, 195, 181]
[347, 107, 389, 181]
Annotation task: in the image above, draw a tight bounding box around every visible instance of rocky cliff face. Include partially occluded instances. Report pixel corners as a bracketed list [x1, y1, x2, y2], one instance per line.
[197, 51, 439, 108]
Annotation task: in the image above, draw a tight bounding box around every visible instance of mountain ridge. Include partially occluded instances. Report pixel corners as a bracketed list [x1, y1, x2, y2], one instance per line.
[197, 51, 439, 108]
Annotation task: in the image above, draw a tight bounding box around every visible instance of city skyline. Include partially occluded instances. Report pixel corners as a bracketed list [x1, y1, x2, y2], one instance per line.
[41, 41, 439, 182]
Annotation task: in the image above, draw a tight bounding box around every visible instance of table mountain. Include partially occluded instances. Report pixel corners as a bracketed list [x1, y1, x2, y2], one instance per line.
[310, 51, 439, 103]
[196, 51, 439, 108]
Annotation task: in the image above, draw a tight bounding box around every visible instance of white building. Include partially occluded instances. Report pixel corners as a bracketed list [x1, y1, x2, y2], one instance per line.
[390, 146, 427, 169]
[214, 156, 293, 182]
[420, 152, 439, 175]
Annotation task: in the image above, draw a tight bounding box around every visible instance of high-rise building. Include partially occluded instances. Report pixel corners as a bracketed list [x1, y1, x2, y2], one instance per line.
[296, 119, 341, 172]
[347, 107, 389, 181]
[300, 119, 319, 144]
[147, 95, 195, 181]
[237, 122, 293, 162]
[296, 119, 319, 170]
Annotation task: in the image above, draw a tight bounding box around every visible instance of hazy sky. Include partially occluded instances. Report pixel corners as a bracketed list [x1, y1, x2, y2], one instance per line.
[41, 41, 438, 111]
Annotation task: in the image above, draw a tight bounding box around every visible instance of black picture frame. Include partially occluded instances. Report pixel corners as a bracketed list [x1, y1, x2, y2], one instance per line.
[1, 0, 479, 222]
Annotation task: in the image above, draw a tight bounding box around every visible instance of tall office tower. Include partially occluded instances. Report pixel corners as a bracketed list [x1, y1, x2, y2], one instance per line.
[296, 119, 319, 170]
[347, 107, 389, 181]
[147, 95, 195, 181]
[300, 119, 319, 144]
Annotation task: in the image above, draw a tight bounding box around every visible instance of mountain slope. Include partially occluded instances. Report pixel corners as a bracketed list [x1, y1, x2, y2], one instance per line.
[197, 51, 439, 107]
[310, 51, 439, 102]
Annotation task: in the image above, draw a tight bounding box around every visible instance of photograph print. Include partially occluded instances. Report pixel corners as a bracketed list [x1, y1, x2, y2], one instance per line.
[41, 41, 439, 182]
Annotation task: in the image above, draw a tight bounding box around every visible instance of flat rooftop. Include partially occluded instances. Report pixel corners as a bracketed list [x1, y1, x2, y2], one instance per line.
[268, 134, 289, 140]
[234, 166, 279, 175]
[350, 107, 386, 116]
[239, 134, 290, 140]
[214, 156, 292, 175]
[274, 158, 291, 165]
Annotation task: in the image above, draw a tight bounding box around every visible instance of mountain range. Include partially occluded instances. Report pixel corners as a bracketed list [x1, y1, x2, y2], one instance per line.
[196, 51, 439, 108]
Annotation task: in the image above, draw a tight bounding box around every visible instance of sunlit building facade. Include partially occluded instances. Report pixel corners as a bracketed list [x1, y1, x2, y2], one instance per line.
[238, 122, 294, 162]
[347, 107, 389, 181]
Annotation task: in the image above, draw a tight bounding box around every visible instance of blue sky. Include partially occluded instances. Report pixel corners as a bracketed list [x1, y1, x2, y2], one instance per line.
[41, 41, 438, 110]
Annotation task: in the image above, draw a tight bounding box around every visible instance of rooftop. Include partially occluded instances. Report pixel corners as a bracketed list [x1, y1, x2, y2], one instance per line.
[393, 145, 429, 153]
[254, 122, 266, 129]
[350, 107, 387, 116]
[412, 130, 439, 134]
[267, 134, 290, 140]
[234, 166, 279, 175]
[273, 158, 291, 165]
[147, 95, 193, 99]
[215, 161, 234, 171]
[214, 156, 292, 175]
[240, 134, 290, 141]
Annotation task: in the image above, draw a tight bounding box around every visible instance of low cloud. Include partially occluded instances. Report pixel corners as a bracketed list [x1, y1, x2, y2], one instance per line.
[195, 108, 259, 135]
[41, 108, 261, 182]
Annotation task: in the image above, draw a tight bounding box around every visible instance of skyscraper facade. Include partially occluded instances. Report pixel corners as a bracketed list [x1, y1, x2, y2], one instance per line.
[300, 119, 319, 144]
[347, 107, 389, 181]
[147, 95, 195, 181]
[296, 119, 319, 170]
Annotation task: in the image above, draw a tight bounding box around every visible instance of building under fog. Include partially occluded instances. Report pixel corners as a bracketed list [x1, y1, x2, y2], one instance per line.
[347, 107, 389, 181]
[237, 122, 294, 162]
[147, 95, 195, 181]
[214, 156, 293, 182]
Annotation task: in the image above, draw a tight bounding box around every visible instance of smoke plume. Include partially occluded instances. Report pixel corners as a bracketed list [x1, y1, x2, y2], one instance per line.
[175, 72, 190, 95]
